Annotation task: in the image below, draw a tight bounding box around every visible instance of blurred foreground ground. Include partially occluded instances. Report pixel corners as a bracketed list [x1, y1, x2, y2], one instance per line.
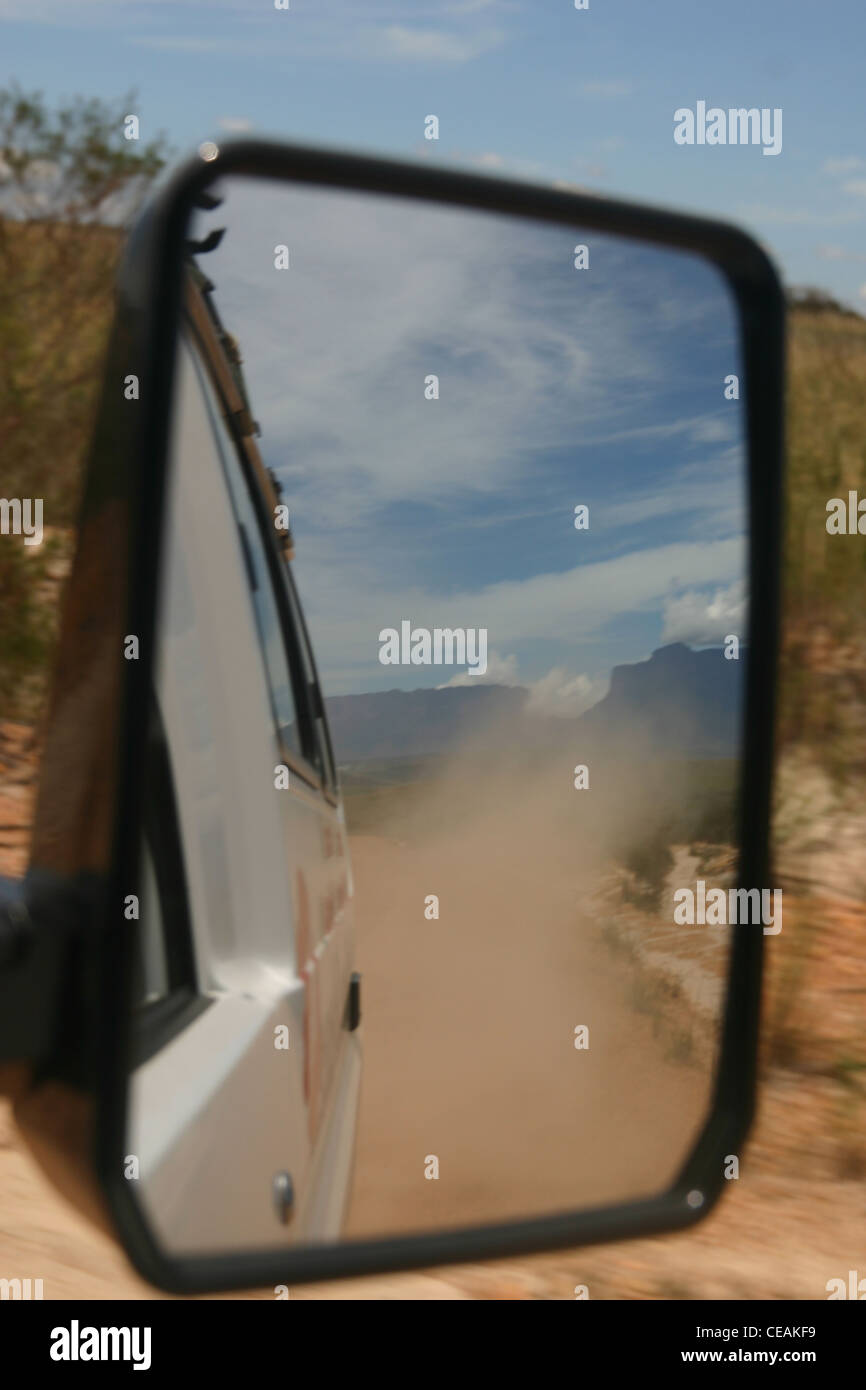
[1, 719, 864, 1299]
[0, 1066, 862, 1299]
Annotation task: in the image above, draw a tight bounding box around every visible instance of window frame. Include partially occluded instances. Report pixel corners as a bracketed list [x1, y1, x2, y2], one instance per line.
[132, 696, 210, 1068]
[280, 562, 340, 803]
[184, 307, 328, 796]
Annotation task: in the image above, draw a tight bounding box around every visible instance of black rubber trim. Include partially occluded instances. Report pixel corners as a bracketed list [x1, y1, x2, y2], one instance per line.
[79, 138, 784, 1294]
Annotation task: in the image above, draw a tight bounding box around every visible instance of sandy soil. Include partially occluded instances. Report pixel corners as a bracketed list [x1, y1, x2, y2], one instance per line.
[0, 727, 863, 1300]
[1, 1061, 862, 1301]
[344, 822, 710, 1236]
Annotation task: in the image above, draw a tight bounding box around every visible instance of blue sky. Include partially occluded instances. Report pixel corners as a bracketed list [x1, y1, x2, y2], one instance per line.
[193, 179, 746, 701]
[3, 0, 852, 707]
[2, 0, 865, 308]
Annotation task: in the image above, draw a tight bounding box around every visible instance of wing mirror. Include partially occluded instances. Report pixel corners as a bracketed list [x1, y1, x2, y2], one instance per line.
[0, 139, 784, 1293]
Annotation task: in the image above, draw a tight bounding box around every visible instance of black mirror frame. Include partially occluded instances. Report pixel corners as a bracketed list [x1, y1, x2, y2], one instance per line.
[80, 138, 784, 1293]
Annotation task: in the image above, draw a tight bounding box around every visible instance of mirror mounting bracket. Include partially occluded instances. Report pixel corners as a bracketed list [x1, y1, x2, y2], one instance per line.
[0, 878, 97, 1076]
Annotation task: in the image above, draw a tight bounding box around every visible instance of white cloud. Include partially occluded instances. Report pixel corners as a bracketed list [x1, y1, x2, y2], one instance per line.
[195, 180, 745, 695]
[569, 160, 608, 181]
[205, 183, 675, 528]
[378, 24, 505, 62]
[738, 204, 863, 226]
[218, 117, 254, 133]
[132, 36, 267, 54]
[0, 0, 188, 14]
[456, 150, 549, 180]
[525, 668, 607, 717]
[444, 0, 501, 12]
[822, 156, 865, 175]
[660, 579, 746, 645]
[603, 449, 745, 537]
[439, 655, 606, 717]
[814, 243, 866, 262]
[439, 651, 518, 687]
[6, 0, 515, 61]
[842, 179, 866, 198]
[1, 0, 259, 31]
[292, 533, 747, 695]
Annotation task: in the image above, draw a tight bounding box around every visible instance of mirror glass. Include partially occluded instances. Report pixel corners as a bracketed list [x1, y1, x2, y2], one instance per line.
[127, 173, 749, 1257]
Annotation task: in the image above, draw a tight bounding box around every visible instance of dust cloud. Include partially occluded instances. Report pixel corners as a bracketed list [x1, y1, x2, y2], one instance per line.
[343, 717, 722, 1238]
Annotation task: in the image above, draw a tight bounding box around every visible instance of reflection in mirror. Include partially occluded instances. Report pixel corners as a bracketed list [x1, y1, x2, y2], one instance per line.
[129, 174, 748, 1257]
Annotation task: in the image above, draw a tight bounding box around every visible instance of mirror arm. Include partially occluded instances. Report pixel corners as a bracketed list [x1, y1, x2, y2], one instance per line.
[0, 877, 96, 1075]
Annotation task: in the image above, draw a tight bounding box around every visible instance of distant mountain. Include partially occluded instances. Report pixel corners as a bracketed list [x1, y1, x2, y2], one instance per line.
[326, 683, 527, 762]
[326, 643, 745, 767]
[577, 643, 744, 758]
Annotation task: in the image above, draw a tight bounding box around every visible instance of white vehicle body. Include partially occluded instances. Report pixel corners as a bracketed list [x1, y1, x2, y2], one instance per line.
[127, 279, 359, 1255]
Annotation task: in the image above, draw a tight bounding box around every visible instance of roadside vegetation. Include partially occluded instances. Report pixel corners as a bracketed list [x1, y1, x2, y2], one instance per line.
[768, 292, 866, 1173]
[1, 78, 864, 1279]
[0, 85, 169, 726]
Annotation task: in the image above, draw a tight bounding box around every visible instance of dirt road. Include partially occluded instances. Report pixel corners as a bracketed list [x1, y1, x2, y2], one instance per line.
[0, 776, 713, 1296]
[345, 815, 710, 1236]
[1, 742, 861, 1300]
